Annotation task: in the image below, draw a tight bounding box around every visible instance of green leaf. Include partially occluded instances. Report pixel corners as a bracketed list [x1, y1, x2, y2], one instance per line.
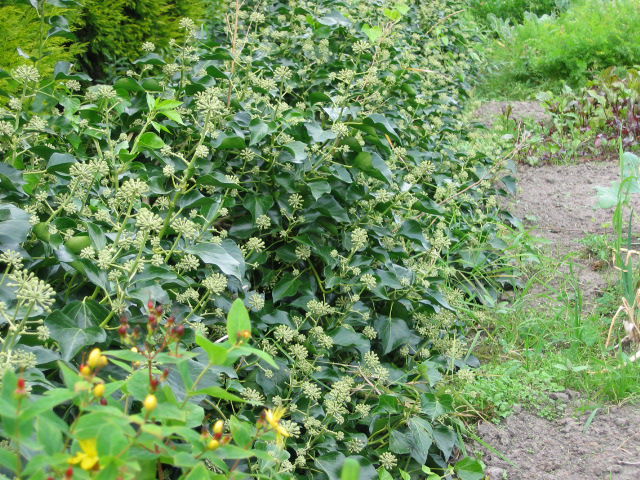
[227, 298, 251, 344]
[283, 141, 307, 162]
[184, 462, 211, 480]
[217, 135, 246, 150]
[309, 180, 332, 200]
[45, 302, 107, 361]
[0, 204, 30, 250]
[433, 426, 456, 460]
[191, 386, 245, 403]
[352, 151, 392, 184]
[46, 152, 76, 173]
[375, 317, 418, 355]
[407, 416, 433, 464]
[138, 132, 165, 150]
[362, 24, 383, 42]
[454, 457, 485, 480]
[234, 345, 278, 368]
[341, 458, 361, 480]
[378, 469, 393, 480]
[272, 274, 301, 302]
[195, 335, 228, 364]
[159, 109, 184, 124]
[230, 415, 255, 447]
[249, 119, 270, 145]
[187, 240, 245, 280]
[421, 393, 453, 420]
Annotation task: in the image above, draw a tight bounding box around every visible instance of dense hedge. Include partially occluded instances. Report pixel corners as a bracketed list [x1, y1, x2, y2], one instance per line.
[0, 3, 84, 82]
[74, 0, 208, 77]
[0, 0, 511, 478]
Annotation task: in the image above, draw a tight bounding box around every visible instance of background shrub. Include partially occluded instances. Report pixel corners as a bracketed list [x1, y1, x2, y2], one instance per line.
[483, 0, 640, 95]
[469, 0, 565, 24]
[73, 0, 208, 77]
[0, 2, 84, 84]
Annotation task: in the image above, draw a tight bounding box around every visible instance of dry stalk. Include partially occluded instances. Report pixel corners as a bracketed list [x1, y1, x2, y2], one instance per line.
[604, 248, 640, 363]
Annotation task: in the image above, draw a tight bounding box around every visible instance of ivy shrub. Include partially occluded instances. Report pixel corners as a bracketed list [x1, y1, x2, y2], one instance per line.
[0, 0, 511, 478]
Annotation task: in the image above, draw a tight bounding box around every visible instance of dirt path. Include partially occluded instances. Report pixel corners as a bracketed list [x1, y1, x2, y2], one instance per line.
[476, 155, 640, 478]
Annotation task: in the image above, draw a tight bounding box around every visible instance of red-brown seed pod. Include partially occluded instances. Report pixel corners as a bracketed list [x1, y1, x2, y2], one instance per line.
[119, 315, 128, 325]
[162, 368, 170, 379]
[167, 315, 175, 325]
[100, 397, 108, 406]
[174, 324, 185, 337]
[156, 305, 163, 315]
[118, 325, 128, 337]
[150, 377, 159, 391]
[221, 435, 231, 446]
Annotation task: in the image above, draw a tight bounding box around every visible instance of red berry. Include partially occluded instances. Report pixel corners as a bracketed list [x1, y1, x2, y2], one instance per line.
[156, 305, 163, 315]
[118, 325, 128, 336]
[100, 397, 107, 406]
[148, 300, 155, 310]
[17, 378, 25, 389]
[174, 324, 185, 337]
[150, 377, 159, 390]
[167, 315, 175, 325]
[65, 467, 74, 478]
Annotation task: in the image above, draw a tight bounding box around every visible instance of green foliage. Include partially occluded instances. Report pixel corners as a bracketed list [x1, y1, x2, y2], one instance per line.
[481, 0, 640, 96]
[492, 68, 640, 164]
[73, 0, 207, 77]
[0, 2, 84, 92]
[0, 303, 284, 479]
[469, 0, 564, 24]
[0, 0, 506, 477]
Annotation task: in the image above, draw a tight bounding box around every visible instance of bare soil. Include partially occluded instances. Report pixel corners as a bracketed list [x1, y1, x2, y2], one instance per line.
[478, 401, 640, 480]
[477, 153, 640, 478]
[506, 161, 637, 307]
[475, 100, 550, 127]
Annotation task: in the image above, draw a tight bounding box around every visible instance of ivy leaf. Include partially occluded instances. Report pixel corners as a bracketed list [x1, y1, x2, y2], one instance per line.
[0, 204, 30, 250]
[433, 426, 457, 460]
[407, 417, 433, 464]
[309, 180, 331, 200]
[249, 119, 270, 145]
[272, 274, 301, 302]
[283, 141, 307, 163]
[362, 24, 383, 42]
[187, 240, 245, 280]
[46, 153, 76, 173]
[46, 307, 106, 361]
[375, 317, 419, 354]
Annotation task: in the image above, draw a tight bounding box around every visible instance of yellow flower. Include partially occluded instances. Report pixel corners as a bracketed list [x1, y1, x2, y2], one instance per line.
[69, 438, 100, 471]
[263, 406, 290, 446]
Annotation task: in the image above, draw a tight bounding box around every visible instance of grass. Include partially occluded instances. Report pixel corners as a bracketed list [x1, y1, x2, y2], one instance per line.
[476, 0, 640, 99]
[452, 235, 640, 423]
